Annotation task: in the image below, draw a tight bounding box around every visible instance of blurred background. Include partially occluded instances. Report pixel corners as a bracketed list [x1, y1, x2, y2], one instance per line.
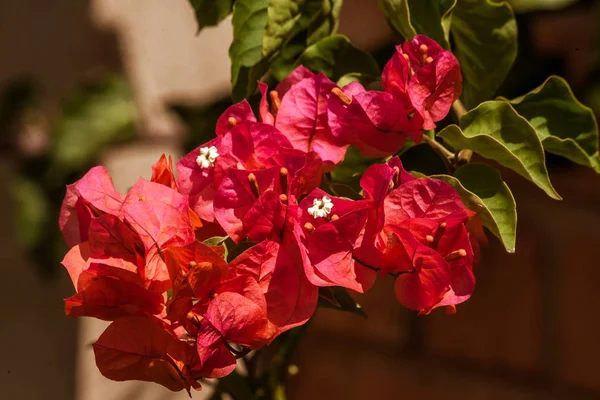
[1, 0, 599, 399]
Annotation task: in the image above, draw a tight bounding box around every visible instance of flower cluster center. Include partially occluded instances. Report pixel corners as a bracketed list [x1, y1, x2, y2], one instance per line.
[196, 146, 219, 168]
[308, 196, 333, 218]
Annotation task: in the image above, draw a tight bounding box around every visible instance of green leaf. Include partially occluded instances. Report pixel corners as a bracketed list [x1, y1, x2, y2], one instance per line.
[51, 75, 136, 173]
[266, 0, 342, 80]
[505, 76, 600, 172]
[376, 0, 416, 41]
[295, 34, 380, 82]
[451, 0, 517, 108]
[429, 164, 517, 253]
[230, 0, 270, 101]
[438, 101, 561, 199]
[377, 0, 456, 48]
[203, 236, 228, 246]
[318, 287, 368, 319]
[407, 0, 456, 49]
[188, 0, 234, 32]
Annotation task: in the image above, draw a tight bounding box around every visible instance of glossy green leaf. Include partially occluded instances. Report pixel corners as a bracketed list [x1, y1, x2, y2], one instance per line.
[318, 287, 368, 319]
[188, 0, 234, 32]
[230, 0, 270, 100]
[295, 35, 380, 82]
[407, 0, 456, 48]
[376, 0, 416, 41]
[51, 75, 135, 173]
[438, 101, 561, 199]
[266, 0, 342, 80]
[451, 0, 517, 108]
[506, 76, 600, 172]
[430, 164, 517, 253]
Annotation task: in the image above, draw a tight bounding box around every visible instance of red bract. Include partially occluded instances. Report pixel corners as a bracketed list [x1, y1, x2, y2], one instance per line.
[121, 179, 196, 292]
[214, 167, 280, 242]
[193, 276, 270, 378]
[151, 154, 178, 190]
[384, 35, 462, 130]
[299, 189, 376, 293]
[274, 67, 348, 169]
[354, 157, 480, 313]
[214, 148, 323, 243]
[162, 241, 229, 323]
[229, 237, 318, 341]
[65, 262, 165, 320]
[59, 166, 123, 247]
[385, 225, 452, 311]
[215, 99, 256, 135]
[93, 316, 201, 393]
[177, 121, 293, 223]
[328, 82, 423, 158]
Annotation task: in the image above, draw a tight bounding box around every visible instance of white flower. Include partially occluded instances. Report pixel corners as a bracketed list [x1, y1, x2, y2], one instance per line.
[196, 146, 219, 168]
[307, 196, 333, 219]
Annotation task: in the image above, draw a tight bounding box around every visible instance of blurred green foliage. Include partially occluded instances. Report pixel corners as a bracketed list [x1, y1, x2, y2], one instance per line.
[4, 73, 136, 276]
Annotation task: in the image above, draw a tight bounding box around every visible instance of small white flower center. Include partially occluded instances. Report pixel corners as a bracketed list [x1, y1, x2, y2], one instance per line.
[196, 146, 219, 168]
[308, 196, 333, 219]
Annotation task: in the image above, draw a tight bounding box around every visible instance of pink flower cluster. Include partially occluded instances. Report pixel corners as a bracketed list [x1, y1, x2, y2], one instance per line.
[59, 35, 476, 392]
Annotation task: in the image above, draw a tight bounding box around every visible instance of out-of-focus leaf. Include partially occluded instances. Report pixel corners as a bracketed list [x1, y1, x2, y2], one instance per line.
[407, 0, 456, 48]
[13, 178, 50, 249]
[438, 101, 561, 199]
[429, 164, 517, 253]
[505, 76, 600, 172]
[230, 0, 270, 100]
[268, 0, 342, 80]
[188, 0, 234, 32]
[376, 0, 415, 41]
[51, 75, 136, 173]
[295, 35, 380, 82]
[451, 0, 517, 108]
[318, 287, 368, 319]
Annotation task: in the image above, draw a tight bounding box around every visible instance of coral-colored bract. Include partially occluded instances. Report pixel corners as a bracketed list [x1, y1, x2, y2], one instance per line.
[59, 35, 477, 392]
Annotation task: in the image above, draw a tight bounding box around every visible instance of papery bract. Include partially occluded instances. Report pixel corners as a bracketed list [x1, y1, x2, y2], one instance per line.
[65, 263, 164, 320]
[151, 154, 178, 190]
[390, 35, 462, 130]
[229, 237, 318, 341]
[275, 69, 348, 169]
[215, 99, 256, 135]
[328, 82, 422, 158]
[385, 225, 452, 311]
[193, 275, 270, 378]
[93, 316, 200, 393]
[214, 167, 280, 242]
[59, 166, 123, 247]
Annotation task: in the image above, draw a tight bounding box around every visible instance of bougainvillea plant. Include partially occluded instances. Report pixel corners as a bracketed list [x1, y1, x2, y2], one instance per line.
[58, 1, 599, 398]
